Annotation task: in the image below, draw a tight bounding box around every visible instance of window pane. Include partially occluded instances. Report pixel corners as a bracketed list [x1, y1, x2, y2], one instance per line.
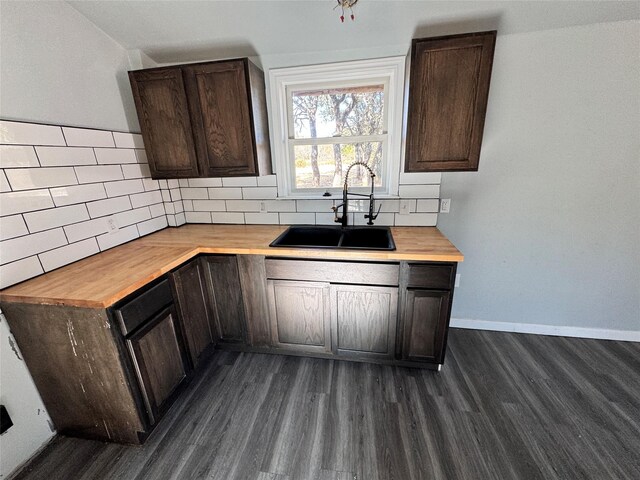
[293, 143, 383, 189]
[291, 85, 384, 139]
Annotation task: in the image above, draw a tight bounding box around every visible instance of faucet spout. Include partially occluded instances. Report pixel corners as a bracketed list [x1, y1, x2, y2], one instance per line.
[332, 161, 379, 228]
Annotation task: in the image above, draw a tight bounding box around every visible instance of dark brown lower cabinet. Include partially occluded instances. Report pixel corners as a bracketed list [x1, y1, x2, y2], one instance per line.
[126, 305, 190, 425]
[331, 284, 398, 360]
[170, 259, 215, 367]
[201, 255, 247, 344]
[267, 279, 331, 353]
[401, 289, 451, 364]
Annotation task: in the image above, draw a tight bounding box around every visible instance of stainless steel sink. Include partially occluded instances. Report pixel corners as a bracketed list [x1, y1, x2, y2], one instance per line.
[270, 226, 396, 251]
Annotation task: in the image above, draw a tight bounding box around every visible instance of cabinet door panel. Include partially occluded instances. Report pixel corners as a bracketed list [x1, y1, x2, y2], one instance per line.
[405, 31, 496, 172]
[128, 69, 200, 178]
[267, 280, 331, 353]
[171, 260, 214, 367]
[201, 256, 247, 343]
[402, 289, 451, 363]
[127, 306, 189, 424]
[331, 285, 398, 359]
[184, 60, 257, 176]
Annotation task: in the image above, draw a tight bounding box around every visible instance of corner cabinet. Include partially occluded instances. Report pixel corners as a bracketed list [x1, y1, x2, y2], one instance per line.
[405, 31, 496, 172]
[129, 58, 272, 179]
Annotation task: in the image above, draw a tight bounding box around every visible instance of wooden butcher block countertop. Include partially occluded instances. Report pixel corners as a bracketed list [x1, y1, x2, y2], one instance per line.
[0, 224, 463, 308]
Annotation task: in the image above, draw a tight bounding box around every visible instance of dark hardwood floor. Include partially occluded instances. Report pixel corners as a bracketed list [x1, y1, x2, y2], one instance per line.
[12, 329, 640, 480]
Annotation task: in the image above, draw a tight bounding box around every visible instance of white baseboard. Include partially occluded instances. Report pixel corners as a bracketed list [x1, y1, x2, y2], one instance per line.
[449, 318, 640, 342]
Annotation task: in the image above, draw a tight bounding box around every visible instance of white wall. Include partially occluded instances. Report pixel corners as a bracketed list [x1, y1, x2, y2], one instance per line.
[0, 313, 54, 478]
[0, 1, 138, 132]
[438, 21, 640, 334]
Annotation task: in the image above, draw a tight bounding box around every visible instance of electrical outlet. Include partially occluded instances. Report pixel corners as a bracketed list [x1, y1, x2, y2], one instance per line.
[440, 198, 451, 213]
[107, 216, 119, 234]
[260, 201, 267, 213]
[455, 274, 461, 288]
[399, 199, 412, 215]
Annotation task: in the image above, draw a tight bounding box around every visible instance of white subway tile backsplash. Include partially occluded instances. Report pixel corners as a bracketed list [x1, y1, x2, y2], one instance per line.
[62, 127, 114, 147]
[137, 216, 168, 236]
[39, 238, 99, 272]
[172, 201, 184, 214]
[315, 212, 338, 225]
[244, 213, 279, 224]
[135, 149, 148, 163]
[264, 200, 296, 212]
[296, 199, 334, 213]
[0, 146, 40, 167]
[192, 200, 226, 211]
[1, 121, 65, 146]
[130, 190, 163, 208]
[242, 186, 278, 199]
[279, 212, 315, 225]
[95, 148, 137, 164]
[257, 175, 277, 187]
[64, 217, 109, 243]
[23, 204, 89, 233]
[181, 188, 208, 200]
[226, 200, 261, 212]
[416, 199, 440, 212]
[158, 179, 168, 189]
[167, 179, 179, 189]
[398, 184, 440, 199]
[6, 167, 78, 191]
[114, 207, 151, 228]
[188, 178, 222, 188]
[399, 172, 442, 185]
[394, 213, 438, 226]
[87, 196, 132, 218]
[97, 225, 139, 251]
[0, 228, 67, 265]
[178, 179, 189, 188]
[149, 203, 165, 218]
[122, 163, 151, 179]
[0, 215, 29, 241]
[0, 256, 44, 289]
[167, 215, 178, 227]
[35, 146, 96, 166]
[142, 178, 160, 191]
[165, 203, 175, 215]
[185, 211, 212, 223]
[182, 200, 193, 211]
[208, 187, 242, 199]
[379, 199, 401, 213]
[222, 177, 257, 187]
[169, 188, 182, 201]
[50, 184, 106, 207]
[161, 190, 171, 202]
[75, 165, 123, 183]
[0, 171, 10, 192]
[175, 212, 186, 226]
[211, 212, 245, 224]
[0, 190, 54, 216]
[113, 132, 144, 149]
[104, 179, 145, 197]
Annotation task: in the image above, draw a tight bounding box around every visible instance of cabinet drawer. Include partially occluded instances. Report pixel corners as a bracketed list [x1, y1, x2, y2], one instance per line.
[407, 264, 455, 290]
[115, 280, 174, 335]
[265, 259, 399, 286]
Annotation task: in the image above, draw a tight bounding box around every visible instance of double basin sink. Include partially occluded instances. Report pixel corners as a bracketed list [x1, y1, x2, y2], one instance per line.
[270, 225, 396, 251]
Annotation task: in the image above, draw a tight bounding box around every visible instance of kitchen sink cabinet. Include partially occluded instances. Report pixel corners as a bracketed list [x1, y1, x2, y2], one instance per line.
[267, 279, 331, 353]
[129, 58, 271, 179]
[201, 255, 247, 344]
[405, 31, 496, 172]
[169, 258, 215, 367]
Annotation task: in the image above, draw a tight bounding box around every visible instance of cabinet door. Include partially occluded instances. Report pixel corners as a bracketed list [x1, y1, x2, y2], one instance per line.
[331, 285, 398, 360]
[127, 305, 189, 425]
[405, 31, 496, 172]
[128, 68, 200, 178]
[183, 60, 258, 177]
[170, 259, 214, 368]
[201, 256, 247, 344]
[402, 289, 451, 364]
[267, 280, 331, 353]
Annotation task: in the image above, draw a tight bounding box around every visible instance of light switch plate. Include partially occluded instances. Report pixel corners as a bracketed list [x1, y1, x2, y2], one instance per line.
[107, 216, 119, 234]
[440, 198, 451, 213]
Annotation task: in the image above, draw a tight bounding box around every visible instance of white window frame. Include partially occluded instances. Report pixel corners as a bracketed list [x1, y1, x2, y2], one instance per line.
[269, 56, 406, 198]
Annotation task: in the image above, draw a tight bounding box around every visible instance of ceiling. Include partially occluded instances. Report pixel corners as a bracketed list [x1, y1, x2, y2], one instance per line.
[68, 1, 639, 64]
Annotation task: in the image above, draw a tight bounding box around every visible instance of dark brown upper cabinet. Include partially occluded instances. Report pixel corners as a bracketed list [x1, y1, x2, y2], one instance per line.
[129, 58, 272, 179]
[405, 31, 496, 172]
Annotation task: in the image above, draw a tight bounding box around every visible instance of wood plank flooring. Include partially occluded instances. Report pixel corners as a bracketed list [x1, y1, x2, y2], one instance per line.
[11, 329, 640, 480]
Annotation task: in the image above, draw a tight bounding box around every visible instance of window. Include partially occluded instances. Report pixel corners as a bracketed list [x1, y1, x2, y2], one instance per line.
[270, 57, 406, 197]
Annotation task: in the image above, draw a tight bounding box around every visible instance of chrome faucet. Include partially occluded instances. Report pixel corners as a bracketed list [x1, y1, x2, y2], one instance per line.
[331, 161, 382, 227]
